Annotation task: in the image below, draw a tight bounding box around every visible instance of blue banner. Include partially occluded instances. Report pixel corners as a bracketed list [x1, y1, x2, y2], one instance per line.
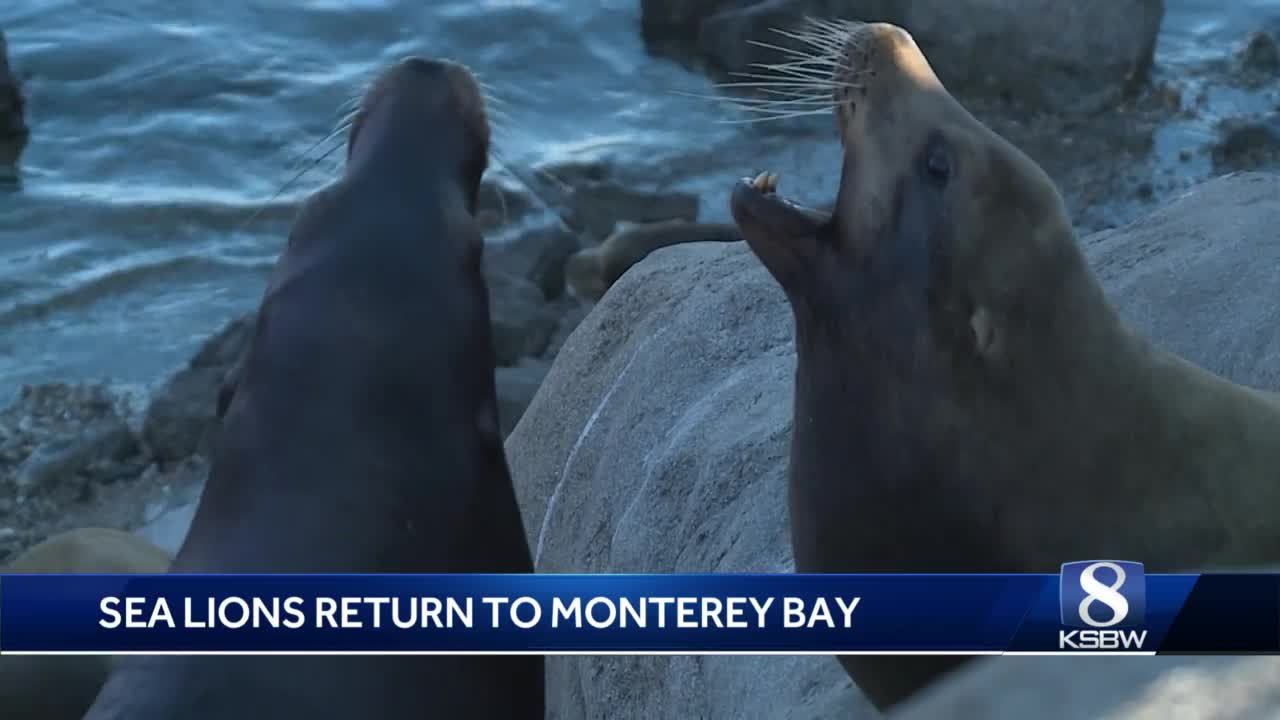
[0, 568, 1272, 654]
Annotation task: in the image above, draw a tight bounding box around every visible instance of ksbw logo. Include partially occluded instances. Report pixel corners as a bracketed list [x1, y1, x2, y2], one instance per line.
[1058, 561, 1148, 650]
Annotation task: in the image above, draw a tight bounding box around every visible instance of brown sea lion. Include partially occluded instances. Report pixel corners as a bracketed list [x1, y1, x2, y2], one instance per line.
[82, 56, 544, 719]
[728, 20, 1280, 710]
[565, 219, 740, 301]
[2, 528, 172, 720]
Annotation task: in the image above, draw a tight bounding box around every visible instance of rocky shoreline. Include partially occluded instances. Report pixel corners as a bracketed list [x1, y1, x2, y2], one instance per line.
[0, 161, 728, 561]
[7, 5, 1280, 565]
[6, 4, 1280, 716]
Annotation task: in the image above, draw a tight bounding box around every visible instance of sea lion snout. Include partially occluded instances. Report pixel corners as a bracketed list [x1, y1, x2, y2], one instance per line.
[733, 20, 960, 291]
[347, 56, 490, 176]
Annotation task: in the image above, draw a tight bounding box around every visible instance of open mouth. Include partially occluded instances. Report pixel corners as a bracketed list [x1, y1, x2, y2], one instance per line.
[730, 171, 830, 241]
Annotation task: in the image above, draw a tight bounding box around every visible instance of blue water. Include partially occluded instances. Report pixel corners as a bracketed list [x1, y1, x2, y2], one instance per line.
[0, 0, 1277, 399]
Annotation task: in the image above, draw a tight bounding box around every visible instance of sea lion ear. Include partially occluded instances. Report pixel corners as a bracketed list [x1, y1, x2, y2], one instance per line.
[969, 306, 998, 358]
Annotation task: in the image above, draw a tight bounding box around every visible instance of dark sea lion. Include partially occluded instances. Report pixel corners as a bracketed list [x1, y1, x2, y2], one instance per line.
[82, 57, 544, 719]
[565, 219, 740, 301]
[2, 529, 172, 720]
[728, 20, 1280, 711]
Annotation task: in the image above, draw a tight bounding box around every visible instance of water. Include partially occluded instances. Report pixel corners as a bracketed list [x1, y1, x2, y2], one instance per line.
[0, 0, 1277, 399]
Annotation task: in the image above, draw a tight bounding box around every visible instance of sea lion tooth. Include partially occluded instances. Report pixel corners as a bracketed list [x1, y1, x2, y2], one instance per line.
[752, 171, 772, 192]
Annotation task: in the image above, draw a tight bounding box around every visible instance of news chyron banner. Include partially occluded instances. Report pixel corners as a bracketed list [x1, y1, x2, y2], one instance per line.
[0, 562, 1276, 655]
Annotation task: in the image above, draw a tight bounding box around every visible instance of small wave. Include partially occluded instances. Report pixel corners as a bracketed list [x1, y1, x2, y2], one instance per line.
[0, 254, 273, 330]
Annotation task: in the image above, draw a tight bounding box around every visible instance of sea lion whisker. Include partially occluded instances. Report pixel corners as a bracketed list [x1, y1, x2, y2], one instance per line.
[742, 61, 845, 82]
[713, 80, 838, 93]
[730, 103, 837, 115]
[716, 108, 835, 124]
[730, 101, 839, 114]
[751, 86, 844, 99]
[754, 31, 846, 54]
[768, 26, 850, 54]
[795, 16, 866, 42]
[277, 126, 346, 181]
[802, 15, 862, 29]
[744, 38, 843, 63]
[485, 152, 514, 227]
[674, 89, 832, 107]
[712, 90, 837, 107]
[490, 160, 584, 237]
[746, 51, 845, 72]
[722, 73, 848, 89]
[479, 88, 511, 109]
[743, 62, 849, 84]
[235, 136, 345, 233]
[486, 106, 514, 132]
[724, 72, 841, 86]
[733, 98, 837, 109]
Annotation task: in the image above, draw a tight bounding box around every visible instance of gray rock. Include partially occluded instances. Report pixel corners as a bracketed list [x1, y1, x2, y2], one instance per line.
[653, 0, 1163, 112]
[487, 221, 583, 300]
[142, 315, 255, 463]
[1210, 115, 1280, 174]
[486, 270, 562, 366]
[536, 159, 611, 186]
[189, 314, 255, 369]
[1082, 171, 1280, 390]
[890, 656, 1280, 720]
[141, 366, 227, 463]
[15, 416, 139, 494]
[507, 241, 868, 719]
[541, 299, 593, 360]
[506, 172, 1280, 716]
[1, 382, 137, 488]
[563, 180, 700, 241]
[1239, 31, 1280, 80]
[496, 358, 552, 438]
[477, 175, 537, 233]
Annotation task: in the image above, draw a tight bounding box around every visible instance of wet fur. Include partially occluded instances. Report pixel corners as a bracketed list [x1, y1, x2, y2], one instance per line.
[82, 58, 544, 720]
[732, 21, 1280, 710]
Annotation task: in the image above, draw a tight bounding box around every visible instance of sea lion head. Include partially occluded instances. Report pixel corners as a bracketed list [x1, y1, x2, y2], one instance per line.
[732, 21, 1092, 384]
[347, 56, 491, 213]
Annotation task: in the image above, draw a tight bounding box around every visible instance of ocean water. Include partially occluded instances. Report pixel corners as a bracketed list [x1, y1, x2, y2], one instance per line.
[0, 0, 1277, 399]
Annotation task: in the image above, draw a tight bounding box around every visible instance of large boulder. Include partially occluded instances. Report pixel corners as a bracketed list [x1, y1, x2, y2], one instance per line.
[1081, 171, 1280, 388]
[506, 171, 1280, 717]
[644, 0, 1164, 112]
[142, 314, 255, 464]
[507, 241, 869, 718]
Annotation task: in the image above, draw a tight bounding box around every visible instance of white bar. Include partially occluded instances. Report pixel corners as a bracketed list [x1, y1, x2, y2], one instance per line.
[0, 650, 1157, 657]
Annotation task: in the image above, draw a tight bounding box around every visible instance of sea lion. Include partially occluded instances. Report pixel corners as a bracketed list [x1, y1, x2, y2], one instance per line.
[82, 56, 544, 719]
[565, 219, 740, 301]
[728, 20, 1280, 710]
[2, 528, 172, 720]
